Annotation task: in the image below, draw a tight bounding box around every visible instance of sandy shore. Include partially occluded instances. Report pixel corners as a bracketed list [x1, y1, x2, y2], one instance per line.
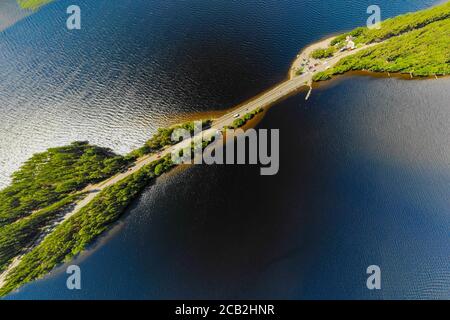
[289, 35, 335, 79]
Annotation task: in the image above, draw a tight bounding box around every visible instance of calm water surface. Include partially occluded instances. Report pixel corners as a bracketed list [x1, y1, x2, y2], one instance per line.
[1, 0, 448, 299]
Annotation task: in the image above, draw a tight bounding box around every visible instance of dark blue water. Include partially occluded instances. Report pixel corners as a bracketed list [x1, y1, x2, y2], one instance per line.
[2, 0, 449, 299]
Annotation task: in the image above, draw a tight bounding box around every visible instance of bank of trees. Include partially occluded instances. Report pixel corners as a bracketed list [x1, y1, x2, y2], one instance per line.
[0, 156, 175, 297]
[0, 195, 81, 273]
[0, 117, 211, 275]
[229, 108, 264, 129]
[0, 118, 213, 296]
[314, 17, 450, 81]
[0, 142, 130, 226]
[331, 1, 450, 47]
[311, 47, 336, 59]
[314, 2, 450, 81]
[17, 0, 53, 10]
[0, 141, 130, 274]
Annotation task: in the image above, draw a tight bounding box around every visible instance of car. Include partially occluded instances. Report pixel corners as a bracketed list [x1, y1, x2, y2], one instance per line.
[156, 154, 162, 159]
[233, 113, 240, 118]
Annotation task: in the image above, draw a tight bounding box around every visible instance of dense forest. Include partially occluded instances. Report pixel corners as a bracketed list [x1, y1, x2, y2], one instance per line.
[0, 142, 130, 273]
[0, 120, 208, 228]
[0, 155, 174, 296]
[0, 142, 130, 226]
[228, 108, 264, 129]
[312, 1, 450, 80]
[331, 1, 450, 46]
[311, 47, 337, 59]
[129, 120, 212, 158]
[0, 195, 81, 273]
[314, 18, 450, 80]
